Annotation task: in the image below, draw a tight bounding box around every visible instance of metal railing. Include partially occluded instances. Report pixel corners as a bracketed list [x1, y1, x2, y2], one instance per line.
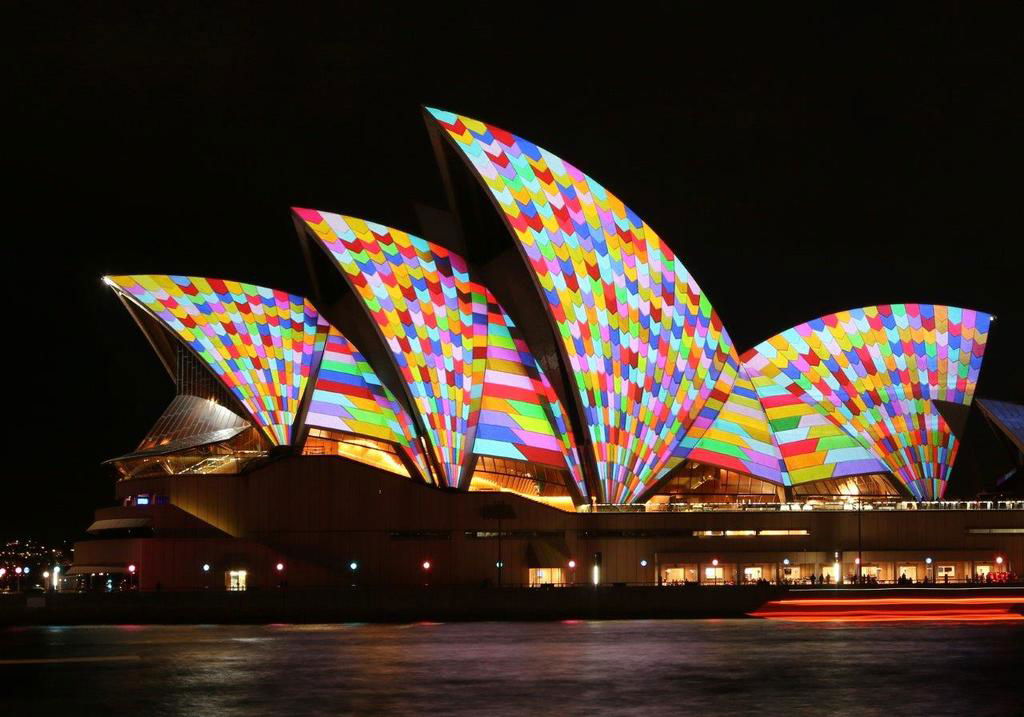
[580, 500, 1024, 513]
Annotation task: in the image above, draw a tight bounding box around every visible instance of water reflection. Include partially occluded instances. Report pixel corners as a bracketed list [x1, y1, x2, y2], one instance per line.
[4, 621, 1023, 716]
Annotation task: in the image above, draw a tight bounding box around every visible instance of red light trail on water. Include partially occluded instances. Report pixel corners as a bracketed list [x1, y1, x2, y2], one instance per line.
[750, 595, 1024, 622]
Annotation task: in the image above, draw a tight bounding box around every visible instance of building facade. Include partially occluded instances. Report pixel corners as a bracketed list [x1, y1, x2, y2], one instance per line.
[74, 109, 1018, 590]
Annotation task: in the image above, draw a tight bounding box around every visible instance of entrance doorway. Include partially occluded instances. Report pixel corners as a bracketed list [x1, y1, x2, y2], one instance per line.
[703, 566, 725, 584]
[226, 570, 247, 591]
[897, 565, 918, 583]
[662, 565, 698, 585]
[529, 568, 564, 586]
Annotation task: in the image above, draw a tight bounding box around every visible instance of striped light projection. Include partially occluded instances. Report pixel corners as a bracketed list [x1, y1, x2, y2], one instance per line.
[430, 108, 736, 503]
[743, 305, 991, 499]
[680, 365, 787, 484]
[306, 326, 431, 480]
[294, 209, 585, 494]
[480, 294, 586, 495]
[107, 275, 330, 445]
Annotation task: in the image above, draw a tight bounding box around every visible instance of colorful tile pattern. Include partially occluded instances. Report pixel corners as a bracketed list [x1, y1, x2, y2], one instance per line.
[294, 209, 585, 494]
[743, 305, 991, 499]
[430, 108, 736, 503]
[306, 326, 431, 480]
[479, 294, 586, 495]
[681, 365, 788, 484]
[107, 275, 330, 445]
[744, 354, 887, 485]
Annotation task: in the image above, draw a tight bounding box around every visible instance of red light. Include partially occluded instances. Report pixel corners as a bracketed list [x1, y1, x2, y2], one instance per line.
[422, 561, 431, 571]
[276, 562, 285, 572]
[128, 564, 136, 573]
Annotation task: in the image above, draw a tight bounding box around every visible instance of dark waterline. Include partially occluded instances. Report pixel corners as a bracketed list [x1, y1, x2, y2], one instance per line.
[4, 621, 1023, 716]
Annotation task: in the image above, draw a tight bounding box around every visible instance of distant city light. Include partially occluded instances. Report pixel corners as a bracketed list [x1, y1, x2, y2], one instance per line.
[15, 567, 22, 575]
[23, 567, 30, 575]
[0, 568, 5, 577]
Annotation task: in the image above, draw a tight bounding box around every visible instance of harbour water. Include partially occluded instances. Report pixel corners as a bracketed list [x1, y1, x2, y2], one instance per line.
[3, 620, 1023, 715]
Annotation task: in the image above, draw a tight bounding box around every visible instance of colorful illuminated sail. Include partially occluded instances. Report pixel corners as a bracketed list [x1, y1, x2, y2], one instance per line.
[294, 209, 585, 494]
[430, 108, 736, 503]
[306, 326, 431, 480]
[106, 275, 329, 445]
[744, 305, 991, 499]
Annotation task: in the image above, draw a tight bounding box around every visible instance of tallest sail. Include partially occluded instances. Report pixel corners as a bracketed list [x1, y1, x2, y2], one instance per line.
[431, 108, 736, 502]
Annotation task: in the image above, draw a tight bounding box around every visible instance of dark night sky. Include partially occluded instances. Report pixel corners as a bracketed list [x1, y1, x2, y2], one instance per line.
[6, 5, 1023, 542]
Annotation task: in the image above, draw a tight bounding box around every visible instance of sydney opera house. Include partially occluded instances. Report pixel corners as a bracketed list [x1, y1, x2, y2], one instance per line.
[73, 109, 1024, 591]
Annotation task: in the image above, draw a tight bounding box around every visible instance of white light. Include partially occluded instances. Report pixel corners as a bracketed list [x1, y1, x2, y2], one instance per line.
[0, 568, 5, 577]
[568, 559, 576, 569]
[855, 558, 861, 565]
[783, 558, 790, 566]
[711, 559, 719, 567]
[833, 562, 840, 582]
[996, 556, 1004, 565]
[23, 567, 30, 575]
[495, 561, 503, 568]
[422, 561, 431, 571]
[925, 557, 933, 565]
[54, 566, 60, 574]
[349, 562, 358, 571]
[640, 559, 648, 568]
[128, 564, 136, 574]
[16, 567, 22, 575]
[276, 562, 284, 572]
[43, 571, 50, 578]
[592, 565, 599, 586]
[101, 276, 115, 287]
[202, 563, 210, 572]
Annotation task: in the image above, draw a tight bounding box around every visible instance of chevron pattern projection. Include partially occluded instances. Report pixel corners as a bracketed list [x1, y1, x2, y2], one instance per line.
[107, 275, 329, 445]
[744, 304, 991, 499]
[430, 108, 736, 503]
[295, 209, 585, 495]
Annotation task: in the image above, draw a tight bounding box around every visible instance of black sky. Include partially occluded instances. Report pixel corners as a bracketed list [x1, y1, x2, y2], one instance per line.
[6, 4, 1023, 542]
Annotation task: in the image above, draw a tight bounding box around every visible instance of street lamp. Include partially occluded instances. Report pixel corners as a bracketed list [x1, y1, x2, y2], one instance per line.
[202, 563, 211, 573]
[276, 562, 285, 572]
[349, 562, 358, 571]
